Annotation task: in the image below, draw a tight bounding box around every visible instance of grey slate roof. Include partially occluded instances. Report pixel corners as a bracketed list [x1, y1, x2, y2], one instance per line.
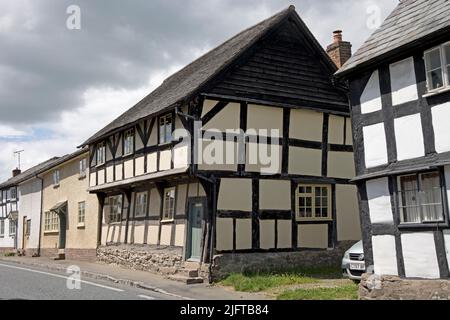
[336, 0, 450, 77]
[0, 157, 60, 189]
[0, 148, 88, 189]
[82, 5, 339, 146]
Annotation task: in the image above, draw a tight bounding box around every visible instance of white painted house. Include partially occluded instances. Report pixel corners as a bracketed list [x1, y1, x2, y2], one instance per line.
[336, 0, 450, 279]
[0, 157, 60, 255]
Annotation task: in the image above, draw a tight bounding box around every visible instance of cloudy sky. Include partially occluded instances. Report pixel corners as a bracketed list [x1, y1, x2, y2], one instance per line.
[0, 0, 398, 180]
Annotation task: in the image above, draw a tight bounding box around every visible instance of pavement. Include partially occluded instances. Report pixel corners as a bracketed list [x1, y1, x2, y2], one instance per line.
[0, 256, 268, 300]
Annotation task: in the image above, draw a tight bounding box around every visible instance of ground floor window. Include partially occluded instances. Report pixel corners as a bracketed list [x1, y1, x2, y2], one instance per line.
[398, 171, 445, 224]
[0, 220, 4, 237]
[44, 211, 59, 232]
[25, 219, 31, 236]
[134, 192, 148, 218]
[78, 201, 86, 225]
[162, 187, 176, 221]
[9, 220, 16, 236]
[296, 184, 331, 221]
[105, 195, 123, 223]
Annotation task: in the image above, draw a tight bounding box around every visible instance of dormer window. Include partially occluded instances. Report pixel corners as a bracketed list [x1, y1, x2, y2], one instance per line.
[124, 129, 134, 155]
[53, 170, 60, 186]
[96, 141, 106, 165]
[159, 114, 173, 145]
[424, 43, 450, 92]
[79, 158, 87, 178]
[10, 188, 16, 201]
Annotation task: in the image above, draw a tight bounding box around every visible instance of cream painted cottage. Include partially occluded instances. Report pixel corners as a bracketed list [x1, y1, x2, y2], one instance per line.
[81, 6, 361, 282]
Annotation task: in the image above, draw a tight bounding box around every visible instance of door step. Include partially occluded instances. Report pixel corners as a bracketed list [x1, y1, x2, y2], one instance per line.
[167, 274, 204, 285]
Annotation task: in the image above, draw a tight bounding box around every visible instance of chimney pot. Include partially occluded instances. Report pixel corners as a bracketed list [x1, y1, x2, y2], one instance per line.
[12, 168, 21, 177]
[327, 30, 352, 69]
[333, 30, 343, 43]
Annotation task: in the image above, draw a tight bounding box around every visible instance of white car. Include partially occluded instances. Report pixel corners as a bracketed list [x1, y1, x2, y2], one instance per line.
[342, 241, 366, 281]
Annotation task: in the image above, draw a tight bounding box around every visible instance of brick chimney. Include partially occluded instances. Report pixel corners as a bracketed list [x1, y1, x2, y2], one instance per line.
[12, 168, 21, 177]
[326, 30, 352, 68]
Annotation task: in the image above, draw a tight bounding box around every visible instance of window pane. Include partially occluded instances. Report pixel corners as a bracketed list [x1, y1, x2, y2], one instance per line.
[426, 49, 442, 70]
[421, 172, 443, 222]
[428, 69, 444, 90]
[305, 197, 312, 206]
[399, 175, 421, 223]
[448, 66, 450, 85]
[305, 208, 312, 217]
[315, 207, 321, 217]
[305, 187, 312, 193]
[445, 45, 450, 65]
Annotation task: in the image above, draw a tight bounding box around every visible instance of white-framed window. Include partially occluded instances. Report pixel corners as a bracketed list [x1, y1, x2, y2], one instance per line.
[44, 211, 59, 232]
[78, 201, 86, 225]
[296, 185, 331, 221]
[159, 114, 173, 145]
[424, 42, 450, 92]
[162, 187, 176, 221]
[25, 219, 31, 236]
[96, 141, 106, 165]
[0, 220, 4, 237]
[397, 171, 444, 224]
[105, 195, 122, 224]
[10, 187, 16, 200]
[134, 192, 148, 218]
[124, 129, 135, 155]
[79, 158, 87, 177]
[52, 170, 60, 186]
[9, 219, 16, 236]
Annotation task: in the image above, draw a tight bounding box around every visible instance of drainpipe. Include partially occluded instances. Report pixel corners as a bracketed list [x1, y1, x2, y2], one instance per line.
[36, 176, 44, 257]
[208, 178, 217, 283]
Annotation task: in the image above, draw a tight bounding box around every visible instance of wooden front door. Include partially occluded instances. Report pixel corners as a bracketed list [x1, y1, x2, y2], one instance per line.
[22, 216, 28, 249]
[186, 198, 206, 262]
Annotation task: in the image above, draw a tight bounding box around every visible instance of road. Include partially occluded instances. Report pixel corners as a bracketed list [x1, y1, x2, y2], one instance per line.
[0, 261, 181, 300]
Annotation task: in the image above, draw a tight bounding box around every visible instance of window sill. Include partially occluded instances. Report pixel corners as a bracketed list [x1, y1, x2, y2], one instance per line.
[44, 231, 59, 235]
[77, 223, 85, 229]
[398, 221, 448, 229]
[78, 174, 86, 180]
[96, 163, 106, 168]
[297, 219, 332, 223]
[423, 86, 450, 98]
[161, 219, 174, 224]
[53, 184, 60, 189]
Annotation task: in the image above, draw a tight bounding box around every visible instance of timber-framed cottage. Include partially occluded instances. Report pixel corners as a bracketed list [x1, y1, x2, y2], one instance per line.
[81, 6, 361, 282]
[336, 0, 450, 280]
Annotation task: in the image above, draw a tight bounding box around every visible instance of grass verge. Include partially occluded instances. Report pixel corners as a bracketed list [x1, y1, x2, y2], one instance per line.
[277, 283, 358, 300]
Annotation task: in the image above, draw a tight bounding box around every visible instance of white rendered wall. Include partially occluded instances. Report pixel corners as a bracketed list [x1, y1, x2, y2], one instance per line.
[17, 178, 42, 250]
[394, 114, 424, 161]
[363, 123, 388, 168]
[366, 178, 394, 224]
[432, 102, 450, 153]
[0, 218, 15, 248]
[390, 57, 418, 106]
[446, 166, 450, 211]
[372, 235, 398, 276]
[360, 70, 382, 114]
[401, 232, 440, 279]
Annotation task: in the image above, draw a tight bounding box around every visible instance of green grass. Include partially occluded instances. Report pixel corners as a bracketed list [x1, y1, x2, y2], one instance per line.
[3, 252, 15, 257]
[277, 283, 359, 300]
[219, 266, 341, 292]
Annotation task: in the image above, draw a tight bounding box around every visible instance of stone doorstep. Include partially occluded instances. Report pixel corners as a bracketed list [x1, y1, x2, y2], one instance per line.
[0, 257, 193, 300]
[167, 274, 204, 285]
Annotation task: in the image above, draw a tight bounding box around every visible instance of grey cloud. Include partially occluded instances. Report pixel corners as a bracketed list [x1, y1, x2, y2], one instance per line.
[0, 0, 397, 126]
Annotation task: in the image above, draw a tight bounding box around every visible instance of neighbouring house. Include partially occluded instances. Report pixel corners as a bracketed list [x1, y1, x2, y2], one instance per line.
[0, 158, 60, 255]
[80, 6, 361, 282]
[39, 148, 99, 261]
[335, 0, 450, 281]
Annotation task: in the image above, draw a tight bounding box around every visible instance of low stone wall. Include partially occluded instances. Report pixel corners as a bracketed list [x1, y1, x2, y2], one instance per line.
[97, 244, 184, 275]
[0, 247, 15, 254]
[210, 241, 353, 281]
[359, 273, 450, 300]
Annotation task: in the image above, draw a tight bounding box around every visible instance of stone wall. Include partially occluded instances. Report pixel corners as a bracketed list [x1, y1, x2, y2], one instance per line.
[210, 241, 353, 281]
[359, 273, 450, 300]
[0, 247, 15, 254]
[97, 244, 184, 275]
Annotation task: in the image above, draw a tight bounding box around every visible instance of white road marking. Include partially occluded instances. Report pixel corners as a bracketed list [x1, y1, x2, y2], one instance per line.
[0, 263, 124, 293]
[138, 294, 155, 300]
